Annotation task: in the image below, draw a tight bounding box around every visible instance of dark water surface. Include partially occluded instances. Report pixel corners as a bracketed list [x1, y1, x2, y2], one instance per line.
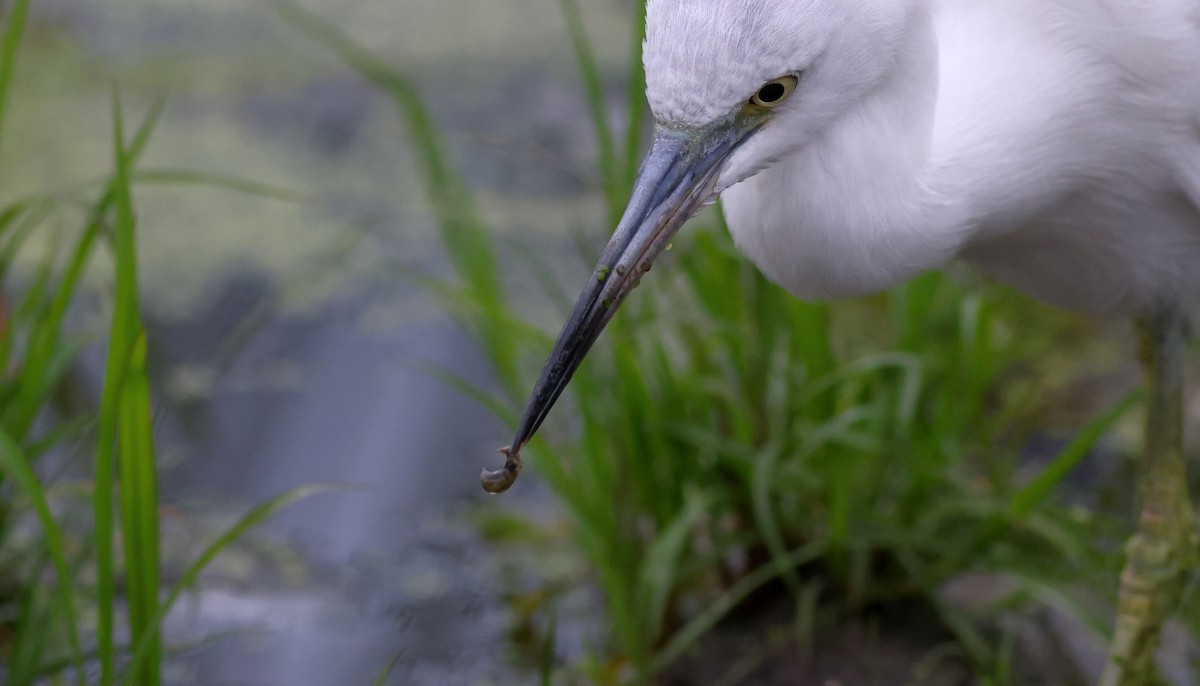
[146, 282, 523, 684]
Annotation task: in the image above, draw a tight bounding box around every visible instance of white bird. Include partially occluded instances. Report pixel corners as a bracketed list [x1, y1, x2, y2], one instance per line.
[481, 1, 1200, 683]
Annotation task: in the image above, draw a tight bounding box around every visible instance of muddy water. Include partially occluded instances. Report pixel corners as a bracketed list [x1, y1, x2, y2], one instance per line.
[146, 286, 525, 684]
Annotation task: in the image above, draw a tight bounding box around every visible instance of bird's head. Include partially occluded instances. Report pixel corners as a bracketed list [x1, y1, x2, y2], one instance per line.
[485, 0, 920, 491]
[645, 0, 915, 189]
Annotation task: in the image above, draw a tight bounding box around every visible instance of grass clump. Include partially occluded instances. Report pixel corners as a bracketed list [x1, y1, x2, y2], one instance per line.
[287, 1, 1168, 684]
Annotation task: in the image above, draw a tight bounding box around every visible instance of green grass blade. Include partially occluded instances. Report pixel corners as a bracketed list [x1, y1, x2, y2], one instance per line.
[620, 2, 648, 189]
[403, 353, 517, 426]
[9, 583, 45, 685]
[750, 443, 805, 595]
[539, 614, 557, 686]
[122, 484, 344, 683]
[22, 412, 91, 462]
[497, 235, 575, 317]
[132, 168, 307, 203]
[1008, 391, 1139, 519]
[0, 197, 53, 285]
[118, 333, 161, 686]
[0, 429, 86, 686]
[371, 653, 403, 686]
[276, 0, 520, 393]
[0, 198, 32, 240]
[556, 0, 620, 222]
[9, 221, 57, 327]
[94, 85, 144, 686]
[0, 0, 32, 165]
[7, 94, 164, 436]
[638, 490, 708, 644]
[651, 540, 828, 673]
[127, 96, 166, 161]
[5, 220, 99, 438]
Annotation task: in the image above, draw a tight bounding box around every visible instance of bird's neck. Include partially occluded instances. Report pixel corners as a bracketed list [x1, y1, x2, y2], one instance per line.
[723, 3, 969, 301]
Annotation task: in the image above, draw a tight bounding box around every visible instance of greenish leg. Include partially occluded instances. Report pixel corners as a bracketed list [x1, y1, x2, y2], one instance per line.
[1100, 310, 1199, 686]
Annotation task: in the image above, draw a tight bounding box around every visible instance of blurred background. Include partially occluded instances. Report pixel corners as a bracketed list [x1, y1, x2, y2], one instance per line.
[0, 0, 1196, 685]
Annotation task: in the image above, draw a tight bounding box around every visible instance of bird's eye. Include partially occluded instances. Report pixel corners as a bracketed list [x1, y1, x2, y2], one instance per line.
[750, 75, 798, 108]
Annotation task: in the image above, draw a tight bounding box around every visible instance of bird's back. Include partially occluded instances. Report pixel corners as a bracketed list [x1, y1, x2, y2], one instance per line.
[715, 0, 1200, 316]
[935, 0, 1200, 315]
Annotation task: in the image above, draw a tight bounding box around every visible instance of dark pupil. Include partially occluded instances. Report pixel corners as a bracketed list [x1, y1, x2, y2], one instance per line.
[758, 82, 786, 103]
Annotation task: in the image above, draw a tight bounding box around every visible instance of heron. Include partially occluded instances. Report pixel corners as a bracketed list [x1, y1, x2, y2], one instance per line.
[480, 0, 1200, 682]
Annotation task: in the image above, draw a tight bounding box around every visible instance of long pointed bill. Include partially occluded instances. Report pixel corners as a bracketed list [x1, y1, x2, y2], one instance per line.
[483, 118, 766, 493]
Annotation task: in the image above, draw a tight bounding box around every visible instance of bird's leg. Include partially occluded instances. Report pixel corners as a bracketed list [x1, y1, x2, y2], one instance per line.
[1100, 309, 1198, 686]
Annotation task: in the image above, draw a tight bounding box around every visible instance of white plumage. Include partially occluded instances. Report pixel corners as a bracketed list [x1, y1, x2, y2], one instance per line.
[644, 0, 1200, 315]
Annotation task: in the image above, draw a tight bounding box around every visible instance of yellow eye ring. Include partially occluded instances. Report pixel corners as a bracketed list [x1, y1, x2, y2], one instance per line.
[750, 75, 798, 108]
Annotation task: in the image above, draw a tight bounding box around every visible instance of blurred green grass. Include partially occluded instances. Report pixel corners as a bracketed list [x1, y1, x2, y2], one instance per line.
[0, 2, 337, 682]
[282, 1, 1200, 685]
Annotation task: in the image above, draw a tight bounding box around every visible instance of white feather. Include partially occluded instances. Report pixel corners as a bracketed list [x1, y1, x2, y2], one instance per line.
[645, 0, 1200, 316]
